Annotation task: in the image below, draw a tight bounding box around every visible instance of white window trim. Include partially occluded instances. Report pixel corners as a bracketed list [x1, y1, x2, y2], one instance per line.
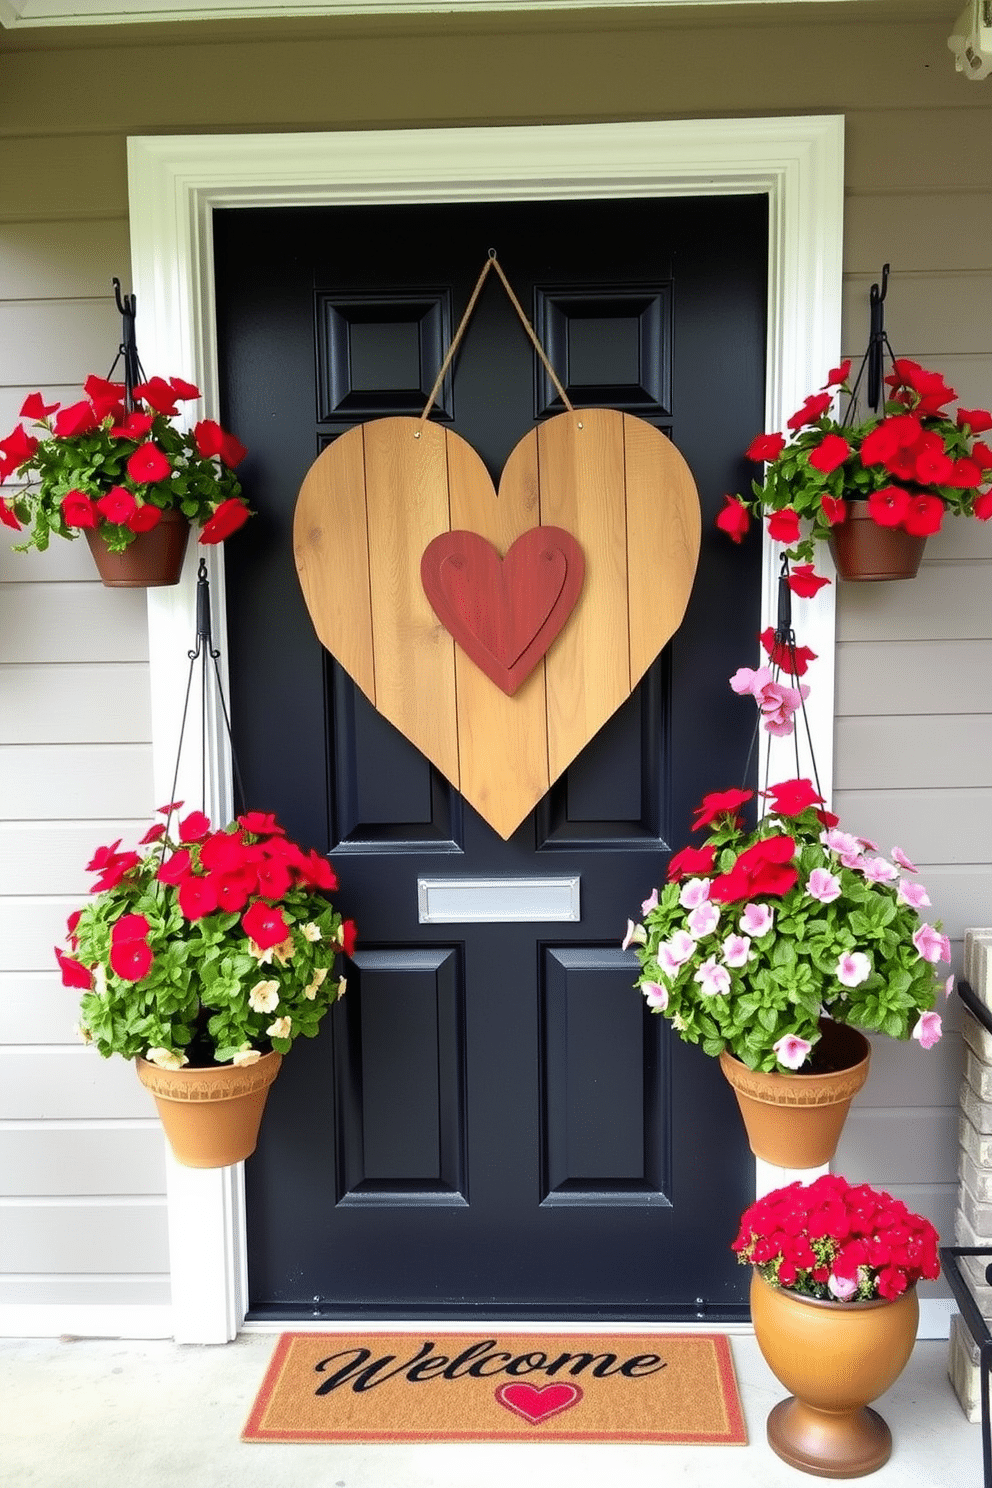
[127, 116, 844, 1343]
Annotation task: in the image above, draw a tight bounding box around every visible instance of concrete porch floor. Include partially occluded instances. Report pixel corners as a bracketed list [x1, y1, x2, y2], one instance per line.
[0, 1329, 981, 1487]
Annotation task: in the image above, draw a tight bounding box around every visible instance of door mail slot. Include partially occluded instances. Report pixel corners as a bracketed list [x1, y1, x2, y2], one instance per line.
[417, 877, 580, 924]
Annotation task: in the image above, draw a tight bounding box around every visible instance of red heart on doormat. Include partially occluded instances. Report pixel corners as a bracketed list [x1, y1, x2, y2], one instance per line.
[494, 1381, 584, 1424]
[421, 526, 584, 696]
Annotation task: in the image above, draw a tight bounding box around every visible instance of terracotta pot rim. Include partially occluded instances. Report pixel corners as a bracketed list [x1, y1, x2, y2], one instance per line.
[752, 1269, 917, 1313]
[135, 1049, 282, 1103]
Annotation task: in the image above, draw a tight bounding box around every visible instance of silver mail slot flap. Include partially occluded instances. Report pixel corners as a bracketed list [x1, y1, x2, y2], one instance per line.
[418, 877, 580, 924]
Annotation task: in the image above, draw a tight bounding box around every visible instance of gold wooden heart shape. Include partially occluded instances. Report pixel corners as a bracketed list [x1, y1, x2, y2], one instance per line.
[293, 410, 701, 839]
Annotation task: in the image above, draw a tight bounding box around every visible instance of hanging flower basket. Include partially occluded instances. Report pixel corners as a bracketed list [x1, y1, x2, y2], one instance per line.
[135, 1050, 282, 1168]
[84, 507, 191, 588]
[828, 498, 927, 582]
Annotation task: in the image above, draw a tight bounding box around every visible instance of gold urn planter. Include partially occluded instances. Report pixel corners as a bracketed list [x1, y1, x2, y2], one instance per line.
[136, 1050, 282, 1168]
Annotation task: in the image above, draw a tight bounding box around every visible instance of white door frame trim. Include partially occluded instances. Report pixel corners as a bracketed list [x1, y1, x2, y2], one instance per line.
[127, 116, 844, 1343]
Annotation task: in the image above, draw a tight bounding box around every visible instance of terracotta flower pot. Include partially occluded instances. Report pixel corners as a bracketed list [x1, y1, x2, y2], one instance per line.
[750, 1269, 919, 1477]
[84, 508, 190, 587]
[828, 500, 926, 582]
[719, 1019, 870, 1168]
[135, 1050, 282, 1168]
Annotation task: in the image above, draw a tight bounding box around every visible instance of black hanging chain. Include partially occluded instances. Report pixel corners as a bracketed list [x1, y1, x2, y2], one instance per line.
[105, 277, 147, 414]
[842, 263, 899, 425]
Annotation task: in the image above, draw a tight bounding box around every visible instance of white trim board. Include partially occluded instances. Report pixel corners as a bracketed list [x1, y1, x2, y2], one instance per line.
[127, 116, 843, 1344]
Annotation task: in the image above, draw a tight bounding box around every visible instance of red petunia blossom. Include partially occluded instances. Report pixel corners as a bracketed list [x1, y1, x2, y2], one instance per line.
[787, 392, 833, 430]
[948, 458, 983, 489]
[767, 507, 801, 545]
[815, 808, 841, 829]
[66, 909, 82, 938]
[823, 358, 852, 387]
[745, 432, 786, 463]
[53, 400, 98, 438]
[199, 829, 249, 875]
[808, 432, 850, 473]
[132, 377, 179, 416]
[156, 800, 184, 815]
[971, 442, 992, 471]
[178, 875, 220, 921]
[127, 441, 171, 484]
[61, 490, 99, 529]
[111, 913, 151, 944]
[859, 421, 902, 467]
[787, 563, 831, 598]
[92, 852, 141, 892]
[297, 849, 339, 893]
[691, 787, 754, 832]
[169, 376, 201, 401]
[127, 503, 162, 533]
[975, 490, 992, 521]
[199, 497, 250, 545]
[238, 811, 285, 837]
[763, 778, 825, 815]
[759, 628, 817, 676]
[667, 843, 718, 882]
[212, 871, 256, 913]
[156, 848, 193, 885]
[139, 823, 166, 845]
[193, 419, 224, 459]
[19, 392, 59, 419]
[715, 494, 750, 544]
[83, 375, 124, 405]
[0, 423, 40, 469]
[957, 406, 992, 434]
[903, 492, 944, 537]
[710, 834, 799, 903]
[219, 431, 247, 469]
[86, 839, 122, 872]
[242, 901, 290, 951]
[340, 918, 358, 956]
[178, 810, 211, 844]
[97, 486, 136, 525]
[109, 938, 154, 982]
[820, 493, 847, 526]
[867, 485, 910, 528]
[110, 411, 154, 441]
[915, 447, 954, 486]
[256, 858, 292, 902]
[55, 945, 93, 989]
[0, 499, 22, 530]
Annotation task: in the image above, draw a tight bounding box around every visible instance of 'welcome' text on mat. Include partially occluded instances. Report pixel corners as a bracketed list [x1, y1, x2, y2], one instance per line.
[243, 1331, 747, 1445]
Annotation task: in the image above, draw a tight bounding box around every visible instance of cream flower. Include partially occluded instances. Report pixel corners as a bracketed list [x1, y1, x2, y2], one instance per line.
[301, 922, 322, 943]
[272, 936, 296, 966]
[337, 976, 348, 999]
[145, 1047, 189, 1071]
[303, 966, 328, 1000]
[249, 979, 281, 1013]
[267, 1016, 291, 1039]
[232, 1044, 262, 1067]
[92, 962, 108, 997]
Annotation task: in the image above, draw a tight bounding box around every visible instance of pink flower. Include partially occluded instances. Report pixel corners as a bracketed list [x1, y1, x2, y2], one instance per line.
[740, 903, 774, 937]
[824, 828, 863, 860]
[759, 680, 808, 737]
[687, 901, 720, 938]
[656, 930, 697, 977]
[773, 1034, 812, 1070]
[860, 856, 897, 883]
[722, 933, 752, 968]
[912, 1011, 943, 1050]
[729, 665, 774, 698]
[694, 957, 731, 996]
[642, 981, 669, 1011]
[892, 846, 918, 873]
[641, 887, 659, 916]
[897, 879, 931, 910]
[837, 951, 872, 987]
[945, 975, 955, 1000]
[621, 919, 647, 950]
[679, 877, 711, 910]
[827, 1272, 859, 1301]
[807, 867, 841, 903]
[913, 924, 951, 964]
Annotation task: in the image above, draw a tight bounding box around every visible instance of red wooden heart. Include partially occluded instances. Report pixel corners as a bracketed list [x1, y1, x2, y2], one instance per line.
[421, 526, 584, 696]
[494, 1381, 584, 1424]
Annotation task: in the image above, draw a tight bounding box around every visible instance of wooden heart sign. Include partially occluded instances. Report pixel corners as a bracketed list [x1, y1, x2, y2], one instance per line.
[294, 409, 701, 840]
[421, 526, 585, 696]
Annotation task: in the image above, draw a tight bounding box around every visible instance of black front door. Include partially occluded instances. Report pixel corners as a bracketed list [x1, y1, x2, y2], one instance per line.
[214, 195, 766, 1320]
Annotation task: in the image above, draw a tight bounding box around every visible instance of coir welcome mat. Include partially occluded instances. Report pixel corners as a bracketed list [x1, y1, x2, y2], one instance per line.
[243, 1331, 747, 1444]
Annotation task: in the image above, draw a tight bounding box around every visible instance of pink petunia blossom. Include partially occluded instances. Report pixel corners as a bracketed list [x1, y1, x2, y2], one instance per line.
[729, 665, 774, 698]
[912, 1011, 943, 1050]
[773, 1034, 812, 1070]
[722, 933, 752, 968]
[656, 930, 698, 977]
[913, 924, 951, 964]
[641, 887, 659, 916]
[861, 856, 897, 883]
[892, 846, 918, 873]
[837, 951, 872, 987]
[759, 680, 809, 738]
[897, 879, 931, 910]
[642, 981, 669, 1011]
[807, 867, 841, 904]
[740, 903, 774, 937]
[679, 877, 711, 910]
[687, 901, 720, 938]
[694, 957, 731, 996]
[823, 828, 863, 860]
[828, 1272, 859, 1301]
[621, 919, 647, 951]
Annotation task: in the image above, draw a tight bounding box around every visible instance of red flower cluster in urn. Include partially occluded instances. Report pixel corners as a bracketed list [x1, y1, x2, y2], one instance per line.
[717, 357, 992, 581]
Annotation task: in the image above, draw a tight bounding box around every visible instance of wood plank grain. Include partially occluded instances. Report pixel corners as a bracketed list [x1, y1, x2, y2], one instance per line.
[361, 417, 459, 785]
[294, 424, 376, 703]
[446, 426, 549, 838]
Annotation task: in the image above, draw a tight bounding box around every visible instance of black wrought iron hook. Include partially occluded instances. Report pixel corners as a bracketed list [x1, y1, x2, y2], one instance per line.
[867, 263, 890, 414]
[107, 276, 146, 413]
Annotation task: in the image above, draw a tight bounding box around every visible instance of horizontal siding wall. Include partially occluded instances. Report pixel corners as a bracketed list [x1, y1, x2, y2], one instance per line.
[0, 6, 988, 1330]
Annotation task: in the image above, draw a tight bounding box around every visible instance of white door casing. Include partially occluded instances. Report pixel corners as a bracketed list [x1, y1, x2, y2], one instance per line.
[127, 117, 844, 1343]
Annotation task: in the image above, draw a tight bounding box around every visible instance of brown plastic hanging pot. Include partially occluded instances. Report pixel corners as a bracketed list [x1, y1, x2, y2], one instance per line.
[719, 1019, 870, 1168]
[135, 1050, 282, 1167]
[828, 500, 926, 582]
[750, 1269, 919, 1477]
[85, 508, 190, 588]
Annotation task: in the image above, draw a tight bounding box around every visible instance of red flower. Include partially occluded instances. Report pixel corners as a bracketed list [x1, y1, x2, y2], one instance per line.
[20, 392, 59, 419]
[178, 875, 220, 920]
[957, 407, 992, 434]
[111, 411, 154, 441]
[867, 485, 909, 528]
[745, 432, 785, 462]
[948, 458, 983, 489]
[0, 499, 22, 531]
[340, 918, 358, 956]
[666, 844, 717, 882]
[219, 431, 247, 469]
[915, 447, 954, 486]
[715, 494, 750, 543]
[808, 433, 850, 473]
[820, 494, 847, 526]
[710, 835, 798, 903]
[111, 913, 151, 944]
[83, 375, 124, 406]
[86, 839, 122, 872]
[109, 938, 154, 982]
[96, 486, 136, 525]
[139, 823, 166, 845]
[297, 849, 339, 893]
[763, 778, 825, 815]
[823, 359, 851, 387]
[242, 901, 290, 950]
[237, 811, 285, 837]
[972, 442, 992, 471]
[199, 497, 250, 545]
[903, 492, 944, 537]
[178, 810, 211, 843]
[169, 376, 201, 400]
[53, 400, 98, 438]
[691, 787, 754, 831]
[127, 503, 162, 533]
[55, 946, 93, 989]
[0, 423, 40, 469]
[212, 871, 256, 913]
[156, 848, 193, 885]
[859, 421, 902, 467]
[126, 442, 171, 484]
[759, 629, 817, 676]
[787, 563, 830, 598]
[975, 490, 992, 521]
[787, 392, 833, 430]
[132, 377, 179, 416]
[256, 858, 292, 901]
[767, 507, 801, 545]
[61, 490, 99, 529]
[92, 852, 141, 892]
[199, 829, 249, 875]
[193, 419, 224, 459]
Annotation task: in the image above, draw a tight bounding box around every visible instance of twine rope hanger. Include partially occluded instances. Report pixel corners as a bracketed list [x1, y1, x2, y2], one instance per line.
[417, 249, 580, 433]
